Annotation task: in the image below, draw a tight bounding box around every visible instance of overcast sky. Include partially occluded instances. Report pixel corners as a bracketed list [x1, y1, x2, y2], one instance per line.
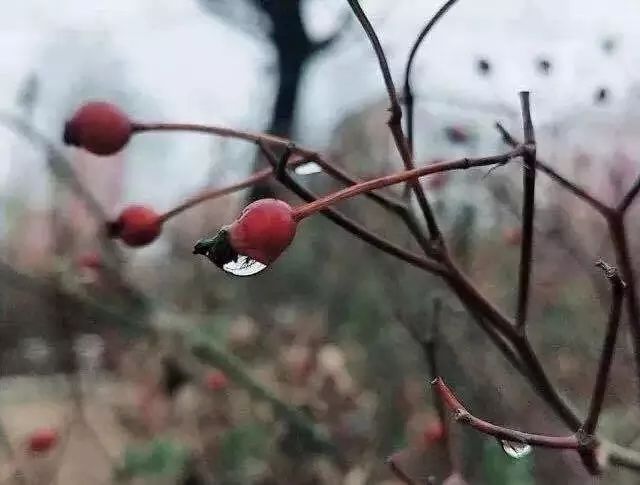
[0, 0, 639, 211]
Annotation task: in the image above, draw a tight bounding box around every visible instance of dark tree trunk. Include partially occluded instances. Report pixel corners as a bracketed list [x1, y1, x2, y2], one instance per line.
[247, 1, 314, 202]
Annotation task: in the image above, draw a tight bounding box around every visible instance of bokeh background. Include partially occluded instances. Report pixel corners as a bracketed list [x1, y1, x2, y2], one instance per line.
[1, 0, 640, 483]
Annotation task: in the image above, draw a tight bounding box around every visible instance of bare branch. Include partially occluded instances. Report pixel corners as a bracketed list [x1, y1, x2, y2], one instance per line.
[495, 122, 611, 217]
[346, 0, 442, 242]
[386, 454, 417, 485]
[433, 378, 579, 450]
[618, 175, 640, 213]
[515, 92, 537, 331]
[582, 261, 626, 435]
[255, 142, 447, 276]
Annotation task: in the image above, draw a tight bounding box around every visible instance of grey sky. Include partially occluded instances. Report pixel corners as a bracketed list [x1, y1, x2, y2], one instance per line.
[0, 0, 638, 210]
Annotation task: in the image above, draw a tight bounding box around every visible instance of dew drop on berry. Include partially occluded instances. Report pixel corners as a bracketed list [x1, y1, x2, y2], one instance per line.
[222, 255, 267, 276]
[500, 440, 532, 459]
[294, 162, 322, 175]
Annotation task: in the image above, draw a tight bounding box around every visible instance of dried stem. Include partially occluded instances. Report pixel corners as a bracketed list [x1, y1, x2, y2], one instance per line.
[582, 261, 625, 435]
[404, 0, 461, 153]
[293, 148, 525, 220]
[386, 454, 417, 485]
[515, 92, 537, 331]
[346, 0, 442, 242]
[160, 168, 272, 222]
[433, 377, 579, 450]
[495, 122, 611, 217]
[256, 142, 447, 275]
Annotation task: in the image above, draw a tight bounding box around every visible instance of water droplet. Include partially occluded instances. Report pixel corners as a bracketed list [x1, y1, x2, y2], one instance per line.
[222, 255, 267, 276]
[500, 440, 532, 459]
[294, 162, 322, 175]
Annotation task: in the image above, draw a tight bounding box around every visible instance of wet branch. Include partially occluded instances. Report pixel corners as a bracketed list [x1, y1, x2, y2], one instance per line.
[515, 92, 537, 331]
[582, 261, 625, 435]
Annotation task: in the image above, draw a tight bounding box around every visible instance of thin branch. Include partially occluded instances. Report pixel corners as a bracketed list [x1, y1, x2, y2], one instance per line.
[433, 378, 579, 450]
[608, 217, 640, 403]
[618, 175, 640, 213]
[515, 92, 537, 331]
[495, 122, 611, 217]
[404, 0, 461, 153]
[582, 261, 626, 435]
[346, 0, 442, 242]
[386, 454, 417, 485]
[293, 148, 525, 220]
[256, 142, 447, 276]
[160, 168, 272, 222]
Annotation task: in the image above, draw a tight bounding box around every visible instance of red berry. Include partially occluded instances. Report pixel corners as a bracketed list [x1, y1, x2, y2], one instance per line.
[502, 227, 522, 246]
[64, 101, 132, 156]
[204, 370, 229, 391]
[27, 428, 58, 454]
[107, 205, 162, 247]
[423, 420, 445, 445]
[228, 199, 297, 264]
[77, 251, 102, 270]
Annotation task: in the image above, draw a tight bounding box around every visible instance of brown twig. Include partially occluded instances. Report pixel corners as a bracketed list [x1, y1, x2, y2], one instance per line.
[255, 142, 447, 276]
[433, 377, 579, 450]
[582, 261, 625, 435]
[515, 92, 537, 331]
[292, 149, 525, 220]
[346, 0, 442, 243]
[386, 454, 417, 485]
[495, 122, 611, 217]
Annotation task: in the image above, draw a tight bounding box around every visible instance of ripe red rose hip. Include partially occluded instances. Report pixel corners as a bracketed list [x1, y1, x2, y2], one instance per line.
[194, 198, 297, 273]
[63, 101, 133, 156]
[77, 251, 102, 270]
[107, 205, 163, 247]
[422, 419, 445, 446]
[27, 428, 58, 454]
[204, 370, 229, 391]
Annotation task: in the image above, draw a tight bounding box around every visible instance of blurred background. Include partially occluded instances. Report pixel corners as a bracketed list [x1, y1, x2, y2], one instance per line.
[1, 0, 640, 483]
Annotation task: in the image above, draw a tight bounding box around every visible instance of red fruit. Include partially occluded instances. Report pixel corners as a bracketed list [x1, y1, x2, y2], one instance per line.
[63, 101, 132, 156]
[228, 199, 297, 264]
[77, 251, 102, 270]
[204, 370, 229, 391]
[107, 205, 162, 247]
[27, 428, 58, 454]
[503, 227, 522, 246]
[422, 420, 444, 446]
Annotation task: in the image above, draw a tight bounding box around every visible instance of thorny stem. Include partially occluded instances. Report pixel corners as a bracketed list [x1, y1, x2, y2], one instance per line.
[433, 378, 580, 450]
[582, 261, 625, 436]
[292, 149, 525, 221]
[515, 92, 537, 331]
[346, 0, 443, 242]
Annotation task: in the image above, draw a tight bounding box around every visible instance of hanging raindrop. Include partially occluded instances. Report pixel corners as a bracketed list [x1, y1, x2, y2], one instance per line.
[194, 230, 268, 277]
[294, 161, 322, 175]
[222, 256, 267, 276]
[500, 440, 532, 459]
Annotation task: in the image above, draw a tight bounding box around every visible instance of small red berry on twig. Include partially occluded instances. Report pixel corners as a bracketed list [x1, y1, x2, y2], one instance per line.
[77, 251, 102, 270]
[204, 370, 229, 391]
[63, 101, 132, 156]
[422, 419, 445, 446]
[26, 428, 58, 454]
[503, 227, 522, 246]
[194, 198, 297, 274]
[107, 205, 162, 247]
